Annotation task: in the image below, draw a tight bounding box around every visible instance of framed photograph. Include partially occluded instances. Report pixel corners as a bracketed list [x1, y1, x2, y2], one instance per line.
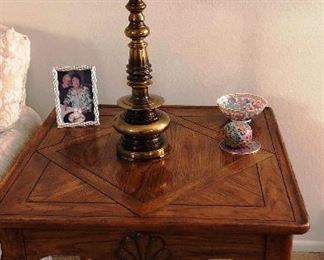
[53, 65, 100, 128]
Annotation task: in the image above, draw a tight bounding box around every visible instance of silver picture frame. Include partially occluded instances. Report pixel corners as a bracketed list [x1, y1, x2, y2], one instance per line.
[53, 65, 100, 128]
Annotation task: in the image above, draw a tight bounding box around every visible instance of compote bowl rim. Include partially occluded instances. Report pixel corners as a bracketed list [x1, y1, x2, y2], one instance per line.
[216, 93, 268, 113]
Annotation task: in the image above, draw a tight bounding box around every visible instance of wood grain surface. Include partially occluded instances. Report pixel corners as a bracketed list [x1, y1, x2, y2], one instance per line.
[0, 105, 309, 259]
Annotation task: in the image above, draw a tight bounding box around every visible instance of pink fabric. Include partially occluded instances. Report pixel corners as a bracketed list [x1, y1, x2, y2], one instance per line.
[0, 106, 41, 181]
[0, 25, 31, 131]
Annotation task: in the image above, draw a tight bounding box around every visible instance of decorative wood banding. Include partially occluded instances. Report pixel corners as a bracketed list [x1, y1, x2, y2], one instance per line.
[0, 106, 309, 259]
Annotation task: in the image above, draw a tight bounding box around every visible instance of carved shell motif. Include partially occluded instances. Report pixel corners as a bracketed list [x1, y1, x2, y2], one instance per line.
[117, 232, 171, 260]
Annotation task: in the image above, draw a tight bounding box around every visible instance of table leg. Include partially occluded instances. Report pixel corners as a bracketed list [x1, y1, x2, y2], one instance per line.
[265, 235, 292, 260]
[0, 229, 27, 260]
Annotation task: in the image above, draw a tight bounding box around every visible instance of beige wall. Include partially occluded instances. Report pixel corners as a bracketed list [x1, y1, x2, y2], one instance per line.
[253, 1, 324, 251]
[0, 0, 323, 251]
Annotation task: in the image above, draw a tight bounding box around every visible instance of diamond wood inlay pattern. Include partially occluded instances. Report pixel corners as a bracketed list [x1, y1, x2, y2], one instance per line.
[0, 106, 308, 235]
[35, 116, 274, 216]
[28, 162, 115, 204]
[0, 106, 309, 260]
[172, 165, 265, 207]
[58, 120, 229, 203]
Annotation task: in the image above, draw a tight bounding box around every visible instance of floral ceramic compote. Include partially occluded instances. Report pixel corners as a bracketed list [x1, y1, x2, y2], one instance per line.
[216, 93, 267, 122]
[220, 121, 261, 155]
[217, 93, 267, 155]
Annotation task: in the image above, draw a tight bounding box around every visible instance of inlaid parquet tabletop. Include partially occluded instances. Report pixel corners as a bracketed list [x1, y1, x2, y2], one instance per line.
[0, 106, 308, 235]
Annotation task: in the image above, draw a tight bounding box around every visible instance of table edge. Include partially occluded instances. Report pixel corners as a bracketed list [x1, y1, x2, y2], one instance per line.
[0, 105, 310, 234]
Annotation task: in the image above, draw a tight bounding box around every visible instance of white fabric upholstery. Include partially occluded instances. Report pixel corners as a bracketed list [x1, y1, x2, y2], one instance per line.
[0, 105, 41, 181]
[0, 25, 31, 131]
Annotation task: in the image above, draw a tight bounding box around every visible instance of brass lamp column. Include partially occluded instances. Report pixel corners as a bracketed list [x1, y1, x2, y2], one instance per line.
[113, 0, 170, 160]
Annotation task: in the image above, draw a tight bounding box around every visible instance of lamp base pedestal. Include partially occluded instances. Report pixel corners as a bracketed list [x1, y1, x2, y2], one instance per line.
[113, 109, 170, 161]
[116, 138, 169, 161]
[114, 0, 170, 161]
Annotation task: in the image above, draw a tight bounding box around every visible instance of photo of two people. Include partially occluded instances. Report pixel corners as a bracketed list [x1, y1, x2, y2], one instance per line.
[54, 66, 99, 127]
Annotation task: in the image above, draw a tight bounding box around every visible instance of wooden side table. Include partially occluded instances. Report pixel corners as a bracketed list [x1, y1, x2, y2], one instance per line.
[0, 106, 309, 260]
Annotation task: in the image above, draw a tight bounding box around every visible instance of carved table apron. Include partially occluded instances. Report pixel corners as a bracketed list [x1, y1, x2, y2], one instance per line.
[0, 106, 309, 259]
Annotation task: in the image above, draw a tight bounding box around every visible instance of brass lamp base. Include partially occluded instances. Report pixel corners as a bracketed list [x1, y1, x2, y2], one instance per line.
[116, 139, 169, 161]
[113, 110, 170, 137]
[113, 0, 170, 161]
[113, 109, 170, 161]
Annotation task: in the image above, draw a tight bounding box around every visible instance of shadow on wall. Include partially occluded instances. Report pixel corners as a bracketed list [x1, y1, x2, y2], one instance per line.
[269, 96, 324, 242]
[4, 25, 105, 119]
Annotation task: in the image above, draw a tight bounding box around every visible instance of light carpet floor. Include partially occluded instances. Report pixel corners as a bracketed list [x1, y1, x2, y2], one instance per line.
[293, 253, 324, 260]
